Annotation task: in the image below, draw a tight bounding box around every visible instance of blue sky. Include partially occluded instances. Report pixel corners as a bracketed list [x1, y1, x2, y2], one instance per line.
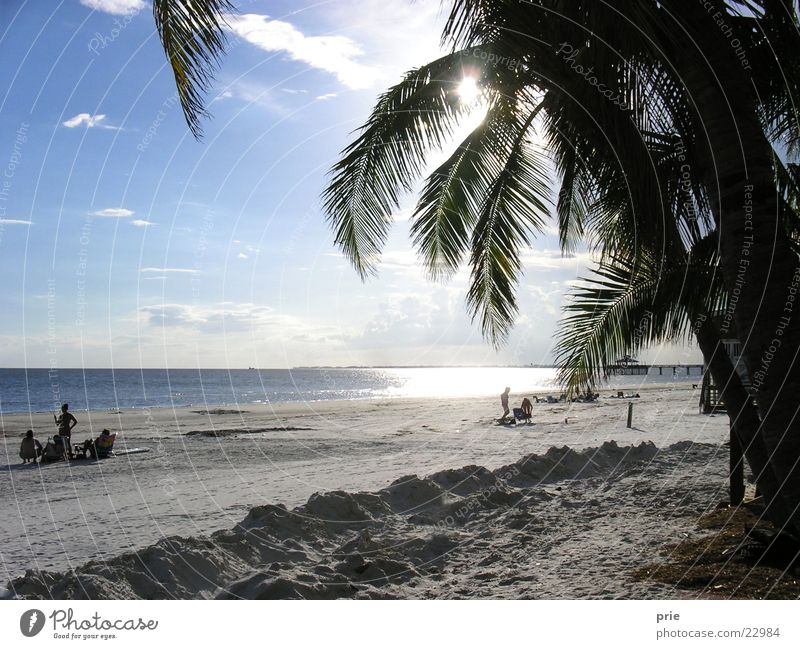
[0, 0, 698, 369]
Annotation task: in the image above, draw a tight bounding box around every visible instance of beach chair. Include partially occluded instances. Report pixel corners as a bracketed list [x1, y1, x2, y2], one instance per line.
[95, 433, 117, 458]
[513, 407, 531, 424]
[72, 442, 88, 459]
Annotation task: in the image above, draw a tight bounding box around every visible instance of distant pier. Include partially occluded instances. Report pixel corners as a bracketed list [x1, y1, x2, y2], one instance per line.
[607, 363, 705, 376]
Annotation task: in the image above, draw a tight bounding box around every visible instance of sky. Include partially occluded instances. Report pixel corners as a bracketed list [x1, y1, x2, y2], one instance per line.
[0, 0, 700, 369]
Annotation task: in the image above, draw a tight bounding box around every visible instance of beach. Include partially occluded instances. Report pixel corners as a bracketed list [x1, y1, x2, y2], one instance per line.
[1, 384, 733, 598]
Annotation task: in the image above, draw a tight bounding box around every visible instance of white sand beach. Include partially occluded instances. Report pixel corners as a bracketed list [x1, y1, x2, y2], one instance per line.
[1, 385, 734, 598]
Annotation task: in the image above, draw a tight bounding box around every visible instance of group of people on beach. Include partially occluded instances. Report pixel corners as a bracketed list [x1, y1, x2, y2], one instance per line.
[500, 387, 533, 423]
[499, 386, 604, 423]
[18, 403, 116, 464]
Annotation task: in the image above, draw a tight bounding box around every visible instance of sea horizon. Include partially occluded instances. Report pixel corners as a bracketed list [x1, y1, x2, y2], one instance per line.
[0, 366, 701, 415]
[0, 360, 704, 370]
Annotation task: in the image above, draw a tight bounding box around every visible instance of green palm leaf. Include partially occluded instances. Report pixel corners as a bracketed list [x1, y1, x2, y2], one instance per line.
[322, 50, 476, 278]
[467, 101, 551, 344]
[410, 123, 487, 281]
[411, 94, 545, 280]
[153, 0, 234, 139]
[554, 247, 724, 395]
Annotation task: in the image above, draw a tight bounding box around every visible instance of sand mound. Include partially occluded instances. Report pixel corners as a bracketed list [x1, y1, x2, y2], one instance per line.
[428, 465, 498, 496]
[379, 476, 445, 513]
[301, 491, 391, 528]
[6, 441, 705, 600]
[218, 572, 358, 599]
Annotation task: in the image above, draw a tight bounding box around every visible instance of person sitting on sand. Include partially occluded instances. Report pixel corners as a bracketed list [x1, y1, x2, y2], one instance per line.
[54, 404, 77, 459]
[94, 429, 116, 458]
[521, 397, 533, 418]
[500, 387, 511, 421]
[77, 430, 115, 460]
[42, 434, 66, 462]
[19, 430, 43, 464]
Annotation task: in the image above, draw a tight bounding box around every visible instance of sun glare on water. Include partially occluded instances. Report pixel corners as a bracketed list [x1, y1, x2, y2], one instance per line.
[457, 76, 480, 104]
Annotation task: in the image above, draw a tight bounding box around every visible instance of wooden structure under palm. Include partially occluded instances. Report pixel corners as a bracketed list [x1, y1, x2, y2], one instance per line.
[699, 337, 750, 414]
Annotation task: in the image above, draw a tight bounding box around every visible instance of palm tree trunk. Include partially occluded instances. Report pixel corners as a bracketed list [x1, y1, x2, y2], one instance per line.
[730, 430, 745, 506]
[694, 319, 781, 509]
[677, 21, 800, 537]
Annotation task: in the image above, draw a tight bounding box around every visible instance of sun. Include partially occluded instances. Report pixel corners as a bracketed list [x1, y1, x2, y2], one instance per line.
[457, 76, 480, 104]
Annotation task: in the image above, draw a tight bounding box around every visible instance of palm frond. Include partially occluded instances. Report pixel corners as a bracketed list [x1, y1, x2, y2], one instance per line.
[554, 247, 723, 395]
[466, 102, 551, 345]
[555, 144, 589, 253]
[322, 50, 477, 278]
[153, 0, 233, 139]
[410, 95, 546, 281]
[410, 120, 488, 281]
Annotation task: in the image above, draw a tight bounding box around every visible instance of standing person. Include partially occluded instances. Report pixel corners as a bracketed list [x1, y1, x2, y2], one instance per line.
[55, 404, 77, 459]
[19, 430, 43, 464]
[521, 397, 533, 419]
[500, 387, 511, 421]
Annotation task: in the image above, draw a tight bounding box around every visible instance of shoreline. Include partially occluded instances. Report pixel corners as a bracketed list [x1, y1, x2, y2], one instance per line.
[0, 381, 697, 424]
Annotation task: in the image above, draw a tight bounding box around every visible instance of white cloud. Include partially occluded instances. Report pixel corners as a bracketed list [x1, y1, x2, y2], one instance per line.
[353, 293, 477, 350]
[140, 267, 199, 274]
[378, 249, 419, 271]
[141, 302, 280, 333]
[317, 0, 445, 83]
[226, 14, 381, 89]
[220, 80, 290, 115]
[519, 249, 595, 270]
[141, 303, 209, 327]
[316, 93, 337, 101]
[237, 253, 249, 260]
[392, 208, 414, 223]
[92, 208, 134, 218]
[526, 283, 564, 317]
[130, 219, 155, 227]
[0, 219, 32, 225]
[137, 303, 347, 349]
[62, 113, 115, 129]
[79, 0, 145, 15]
[211, 90, 233, 103]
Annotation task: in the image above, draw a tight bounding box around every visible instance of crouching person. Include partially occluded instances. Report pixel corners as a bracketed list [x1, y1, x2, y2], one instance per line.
[19, 430, 43, 464]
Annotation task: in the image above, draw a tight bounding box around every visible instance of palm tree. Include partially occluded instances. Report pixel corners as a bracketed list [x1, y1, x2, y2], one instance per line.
[547, 105, 779, 507]
[150, 1, 800, 537]
[320, 0, 800, 537]
[554, 244, 778, 505]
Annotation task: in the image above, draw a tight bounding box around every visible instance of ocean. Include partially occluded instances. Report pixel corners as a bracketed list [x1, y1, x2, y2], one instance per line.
[0, 366, 702, 414]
